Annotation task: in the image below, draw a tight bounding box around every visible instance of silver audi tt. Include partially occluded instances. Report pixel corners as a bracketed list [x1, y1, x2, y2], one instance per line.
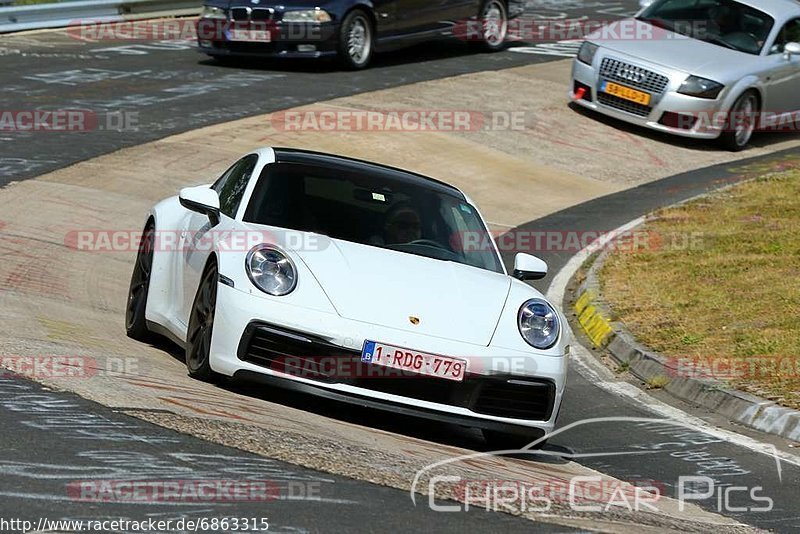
[570, 0, 800, 150]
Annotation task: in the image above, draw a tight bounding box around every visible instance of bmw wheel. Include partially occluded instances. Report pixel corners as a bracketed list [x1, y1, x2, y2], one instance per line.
[473, 0, 508, 52]
[186, 259, 223, 382]
[125, 223, 154, 341]
[338, 9, 374, 70]
[720, 90, 759, 151]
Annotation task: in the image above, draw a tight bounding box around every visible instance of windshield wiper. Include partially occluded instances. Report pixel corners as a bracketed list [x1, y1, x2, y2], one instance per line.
[635, 16, 675, 33]
[704, 36, 738, 51]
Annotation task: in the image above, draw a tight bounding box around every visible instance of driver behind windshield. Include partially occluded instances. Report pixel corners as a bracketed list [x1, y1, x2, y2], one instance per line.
[709, 2, 743, 36]
[383, 203, 422, 245]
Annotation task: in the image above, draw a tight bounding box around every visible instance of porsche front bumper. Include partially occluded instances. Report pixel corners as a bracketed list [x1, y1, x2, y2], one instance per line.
[209, 283, 566, 435]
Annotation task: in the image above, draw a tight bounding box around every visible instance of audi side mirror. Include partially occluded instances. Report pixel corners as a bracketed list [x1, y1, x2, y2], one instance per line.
[784, 41, 800, 59]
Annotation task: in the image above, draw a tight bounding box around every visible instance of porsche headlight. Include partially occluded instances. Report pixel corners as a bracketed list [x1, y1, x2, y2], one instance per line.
[678, 75, 724, 99]
[282, 8, 332, 23]
[518, 298, 560, 349]
[577, 41, 598, 65]
[246, 245, 297, 296]
[200, 5, 227, 19]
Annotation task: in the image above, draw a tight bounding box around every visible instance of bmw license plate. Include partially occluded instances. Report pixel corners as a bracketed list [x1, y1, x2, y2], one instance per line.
[361, 340, 466, 382]
[600, 80, 651, 106]
[229, 29, 271, 42]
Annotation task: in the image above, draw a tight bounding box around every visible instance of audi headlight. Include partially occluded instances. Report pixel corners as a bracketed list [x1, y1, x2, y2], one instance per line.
[246, 245, 297, 296]
[200, 5, 227, 19]
[518, 298, 560, 349]
[577, 41, 598, 65]
[282, 8, 332, 23]
[678, 75, 724, 99]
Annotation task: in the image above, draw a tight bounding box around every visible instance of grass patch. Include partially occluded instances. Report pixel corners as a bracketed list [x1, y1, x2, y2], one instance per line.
[645, 375, 669, 390]
[600, 171, 800, 409]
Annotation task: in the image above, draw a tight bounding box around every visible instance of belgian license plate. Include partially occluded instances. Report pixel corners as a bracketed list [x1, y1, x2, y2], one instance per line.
[600, 80, 651, 105]
[361, 340, 466, 382]
[229, 29, 271, 42]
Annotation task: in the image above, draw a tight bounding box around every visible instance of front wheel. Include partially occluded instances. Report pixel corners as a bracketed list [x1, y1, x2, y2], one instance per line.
[126, 224, 154, 341]
[185, 260, 223, 382]
[338, 10, 374, 70]
[719, 91, 759, 151]
[471, 0, 508, 52]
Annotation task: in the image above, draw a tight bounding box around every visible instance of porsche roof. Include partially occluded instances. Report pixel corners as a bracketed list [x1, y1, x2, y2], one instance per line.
[272, 147, 466, 200]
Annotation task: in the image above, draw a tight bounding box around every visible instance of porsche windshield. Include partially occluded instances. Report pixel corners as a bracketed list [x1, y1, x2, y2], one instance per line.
[244, 162, 504, 274]
[637, 0, 774, 55]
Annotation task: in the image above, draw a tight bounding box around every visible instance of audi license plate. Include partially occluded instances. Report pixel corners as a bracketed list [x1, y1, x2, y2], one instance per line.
[361, 340, 466, 382]
[600, 80, 651, 106]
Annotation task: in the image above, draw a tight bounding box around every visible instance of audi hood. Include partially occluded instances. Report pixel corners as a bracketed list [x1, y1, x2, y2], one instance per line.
[588, 18, 762, 82]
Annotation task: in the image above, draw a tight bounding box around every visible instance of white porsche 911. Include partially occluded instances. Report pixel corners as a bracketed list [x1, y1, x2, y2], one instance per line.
[126, 147, 567, 445]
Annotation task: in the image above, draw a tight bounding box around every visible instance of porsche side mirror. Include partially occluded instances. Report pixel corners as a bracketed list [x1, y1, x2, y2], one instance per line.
[638, 0, 654, 9]
[179, 185, 220, 226]
[513, 253, 548, 281]
[784, 41, 800, 59]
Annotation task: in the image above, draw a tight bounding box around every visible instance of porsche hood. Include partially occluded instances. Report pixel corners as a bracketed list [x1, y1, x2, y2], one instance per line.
[291, 236, 512, 346]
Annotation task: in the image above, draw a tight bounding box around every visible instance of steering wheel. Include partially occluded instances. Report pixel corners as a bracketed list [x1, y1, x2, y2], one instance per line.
[408, 239, 450, 250]
[724, 31, 761, 53]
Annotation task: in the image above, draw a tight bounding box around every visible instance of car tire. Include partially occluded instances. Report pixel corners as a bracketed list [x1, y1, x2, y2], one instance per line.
[125, 223, 155, 342]
[470, 0, 508, 52]
[719, 90, 759, 152]
[338, 9, 374, 70]
[185, 259, 224, 382]
[482, 429, 547, 450]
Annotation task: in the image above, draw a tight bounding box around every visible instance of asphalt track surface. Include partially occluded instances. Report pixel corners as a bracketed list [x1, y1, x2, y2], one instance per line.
[0, 373, 578, 533]
[0, 18, 559, 186]
[2, 1, 799, 532]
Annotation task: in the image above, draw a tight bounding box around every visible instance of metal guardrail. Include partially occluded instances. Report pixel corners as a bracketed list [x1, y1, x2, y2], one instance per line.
[0, 0, 202, 33]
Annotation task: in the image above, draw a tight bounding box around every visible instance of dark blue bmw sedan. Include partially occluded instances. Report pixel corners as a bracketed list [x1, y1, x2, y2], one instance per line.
[196, 0, 524, 69]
